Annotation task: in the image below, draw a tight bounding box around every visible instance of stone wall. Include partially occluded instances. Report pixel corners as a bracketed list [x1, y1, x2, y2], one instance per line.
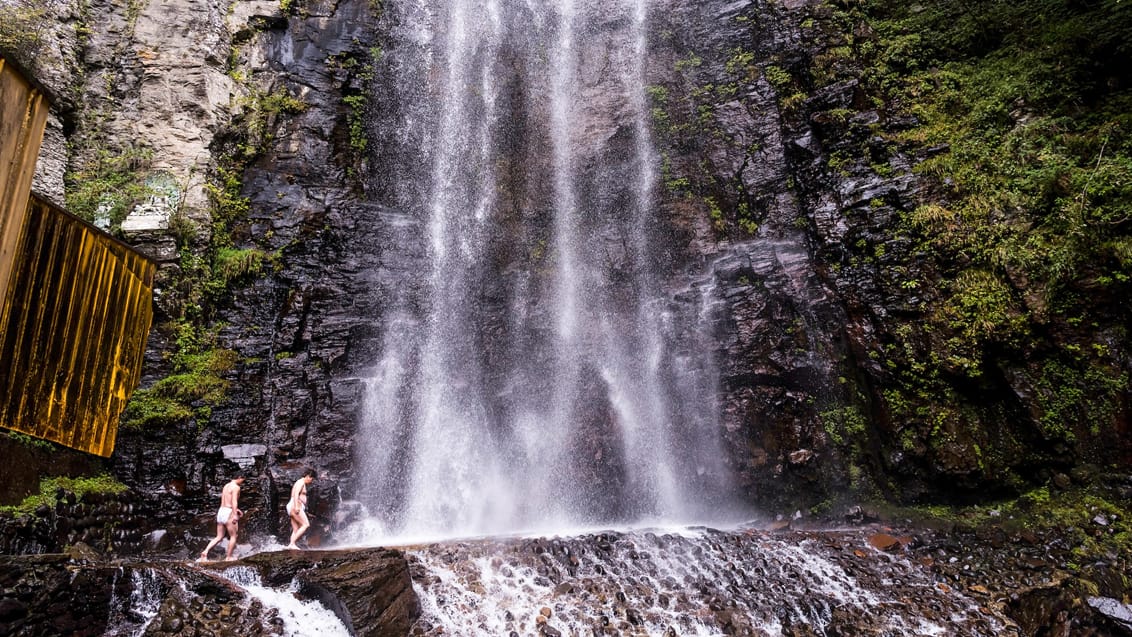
[0, 487, 153, 555]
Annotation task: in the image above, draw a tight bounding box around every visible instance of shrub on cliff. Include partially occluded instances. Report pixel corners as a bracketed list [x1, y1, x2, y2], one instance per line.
[0, 0, 63, 69]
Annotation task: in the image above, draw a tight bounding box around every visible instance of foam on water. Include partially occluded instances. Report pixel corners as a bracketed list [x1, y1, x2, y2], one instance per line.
[104, 567, 163, 637]
[222, 566, 352, 637]
[406, 527, 1002, 636]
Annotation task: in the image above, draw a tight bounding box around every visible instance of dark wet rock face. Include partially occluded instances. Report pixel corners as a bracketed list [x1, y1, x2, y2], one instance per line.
[0, 553, 122, 636]
[232, 547, 421, 637]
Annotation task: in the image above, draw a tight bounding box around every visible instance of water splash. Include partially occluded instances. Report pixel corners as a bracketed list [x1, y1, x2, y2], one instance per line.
[356, 0, 739, 541]
[105, 568, 163, 637]
[223, 566, 352, 637]
[406, 528, 1003, 636]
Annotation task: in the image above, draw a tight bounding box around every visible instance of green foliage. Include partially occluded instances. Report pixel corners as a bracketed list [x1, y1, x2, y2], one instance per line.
[0, 474, 127, 516]
[0, 0, 60, 67]
[343, 94, 368, 153]
[211, 247, 273, 288]
[848, 0, 1132, 312]
[762, 65, 793, 92]
[125, 0, 145, 31]
[675, 53, 703, 73]
[204, 163, 251, 240]
[1006, 487, 1132, 560]
[808, 0, 1132, 455]
[2, 431, 53, 451]
[119, 389, 195, 429]
[121, 337, 237, 429]
[327, 49, 380, 170]
[1031, 360, 1127, 441]
[725, 48, 755, 78]
[64, 146, 157, 230]
[234, 87, 309, 160]
[821, 405, 868, 448]
[935, 270, 1028, 375]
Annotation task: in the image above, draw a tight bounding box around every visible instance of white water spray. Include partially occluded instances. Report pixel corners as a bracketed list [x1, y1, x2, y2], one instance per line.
[223, 566, 352, 637]
[356, 0, 738, 541]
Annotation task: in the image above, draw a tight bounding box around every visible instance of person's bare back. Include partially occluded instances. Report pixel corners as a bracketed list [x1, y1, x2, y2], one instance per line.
[221, 479, 241, 510]
[200, 475, 244, 561]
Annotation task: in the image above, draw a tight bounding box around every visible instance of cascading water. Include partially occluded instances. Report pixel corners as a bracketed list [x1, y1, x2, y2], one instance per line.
[406, 528, 1004, 636]
[356, 0, 737, 539]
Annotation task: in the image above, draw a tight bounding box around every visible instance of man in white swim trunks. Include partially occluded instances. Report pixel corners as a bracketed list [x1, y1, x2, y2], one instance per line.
[286, 468, 316, 549]
[200, 474, 244, 561]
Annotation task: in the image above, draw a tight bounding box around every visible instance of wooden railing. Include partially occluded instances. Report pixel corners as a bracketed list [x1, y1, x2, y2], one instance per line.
[1, 57, 156, 457]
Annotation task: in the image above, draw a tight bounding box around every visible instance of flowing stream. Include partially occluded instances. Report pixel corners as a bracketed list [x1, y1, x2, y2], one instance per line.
[356, 0, 736, 539]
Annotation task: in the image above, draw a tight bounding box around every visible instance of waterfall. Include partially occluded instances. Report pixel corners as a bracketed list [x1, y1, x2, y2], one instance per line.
[356, 0, 738, 540]
[223, 567, 352, 636]
[406, 529, 1002, 636]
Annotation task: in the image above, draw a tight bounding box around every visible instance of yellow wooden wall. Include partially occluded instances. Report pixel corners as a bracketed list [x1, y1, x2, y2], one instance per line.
[0, 57, 49, 322]
[1, 57, 157, 457]
[0, 198, 156, 457]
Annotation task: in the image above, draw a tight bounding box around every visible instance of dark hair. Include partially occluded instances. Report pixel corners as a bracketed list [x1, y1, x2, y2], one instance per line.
[302, 468, 316, 478]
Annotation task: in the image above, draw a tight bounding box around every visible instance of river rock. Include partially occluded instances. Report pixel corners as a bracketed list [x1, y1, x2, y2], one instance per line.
[230, 547, 420, 637]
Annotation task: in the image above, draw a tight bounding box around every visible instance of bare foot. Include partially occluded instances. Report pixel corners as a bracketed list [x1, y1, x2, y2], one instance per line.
[225, 556, 237, 561]
[286, 544, 301, 550]
[198, 552, 209, 562]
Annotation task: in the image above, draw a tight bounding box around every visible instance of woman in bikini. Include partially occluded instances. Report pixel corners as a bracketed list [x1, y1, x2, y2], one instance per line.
[286, 468, 316, 549]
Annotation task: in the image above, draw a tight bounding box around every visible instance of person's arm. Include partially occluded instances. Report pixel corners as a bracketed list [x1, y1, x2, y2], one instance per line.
[233, 485, 242, 517]
[290, 479, 302, 504]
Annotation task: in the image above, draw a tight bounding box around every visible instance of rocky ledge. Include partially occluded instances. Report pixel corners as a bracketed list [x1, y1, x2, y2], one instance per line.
[405, 523, 1132, 637]
[2, 516, 1129, 636]
[0, 546, 418, 637]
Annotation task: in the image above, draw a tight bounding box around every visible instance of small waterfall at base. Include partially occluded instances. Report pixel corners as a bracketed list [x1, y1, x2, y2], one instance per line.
[104, 565, 353, 637]
[223, 567, 352, 637]
[355, 0, 741, 540]
[105, 568, 163, 637]
[407, 528, 1004, 636]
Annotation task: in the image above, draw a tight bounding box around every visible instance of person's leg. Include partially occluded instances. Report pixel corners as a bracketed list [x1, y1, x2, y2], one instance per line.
[224, 518, 239, 560]
[201, 523, 225, 560]
[288, 510, 309, 549]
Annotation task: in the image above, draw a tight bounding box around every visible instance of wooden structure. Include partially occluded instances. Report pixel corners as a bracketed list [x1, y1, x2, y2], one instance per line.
[0, 56, 156, 457]
[0, 57, 49, 314]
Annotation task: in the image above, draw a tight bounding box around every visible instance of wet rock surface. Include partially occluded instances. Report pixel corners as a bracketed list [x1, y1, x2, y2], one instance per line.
[912, 524, 1132, 637]
[407, 526, 997, 636]
[1, 522, 1129, 636]
[407, 523, 1132, 637]
[230, 547, 421, 637]
[0, 546, 416, 637]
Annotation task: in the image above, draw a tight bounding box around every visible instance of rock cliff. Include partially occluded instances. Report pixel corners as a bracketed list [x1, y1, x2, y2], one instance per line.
[5, 0, 1129, 544]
